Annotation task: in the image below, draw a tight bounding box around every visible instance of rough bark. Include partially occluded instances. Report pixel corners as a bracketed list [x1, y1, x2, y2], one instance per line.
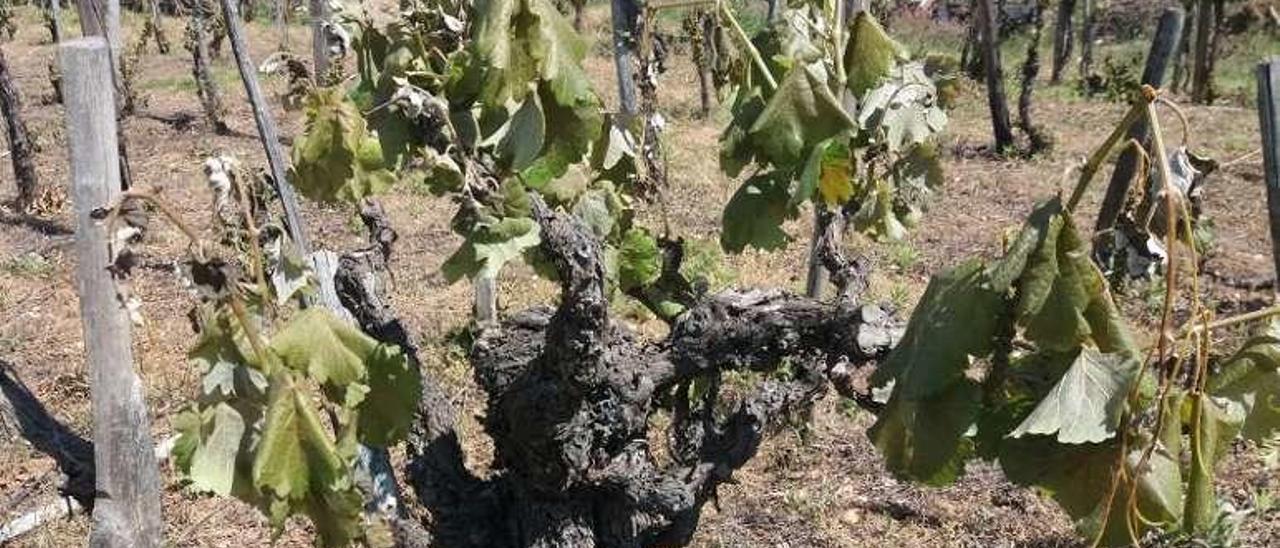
[978, 0, 1015, 153]
[394, 194, 901, 547]
[0, 46, 40, 211]
[1079, 0, 1095, 77]
[185, 9, 230, 135]
[1018, 0, 1052, 155]
[1050, 0, 1075, 83]
[693, 11, 714, 118]
[143, 0, 171, 55]
[45, 0, 64, 44]
[1171, 0, 1195, 93]
[1192, 0, 1214, 102]
[961, 0, 983, 79]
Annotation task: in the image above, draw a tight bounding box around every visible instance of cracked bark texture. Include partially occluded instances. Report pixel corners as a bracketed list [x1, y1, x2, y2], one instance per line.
[384, 195, 902, 547]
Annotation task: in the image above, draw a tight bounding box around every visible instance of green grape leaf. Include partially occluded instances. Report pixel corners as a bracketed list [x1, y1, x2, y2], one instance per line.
[253, 376, 362, 546]
[870, 260, 1004, 397]
[1013, 203, 1138, 356]
[748, 64, 855, 168]
[618, 227, 660, 291]
[720, 88, 768, 177]
[357, 344, 420, 446]
[174, 403, 247, 496]
[891, 141, 943, 225]
[857, 63, 947, 153]
[442, 217, 542, 281]
[720, 173, 796, 253]
[1008, 347, 1139, 444]
[843, 12, 906, 98]
[466, 0, 601, 186]
[999, 436, 1182, 546]
[1184, 393, 1246, 532]
[497, 93, 547, 171]
[848, 177, 906, 240]
[572, 182, 625, 239]
[290, 88, 398, 204]
[868, 378, 980, 485]
[1210, 326, 1280, 443]
[269, 309, 377, 392]
[866, 261, 1005, 483]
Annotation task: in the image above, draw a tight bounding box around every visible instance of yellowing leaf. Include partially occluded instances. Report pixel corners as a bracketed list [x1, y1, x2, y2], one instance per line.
[818, 157, 854, 206]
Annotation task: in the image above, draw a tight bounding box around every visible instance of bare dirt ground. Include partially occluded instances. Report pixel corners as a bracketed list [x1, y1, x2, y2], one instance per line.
[1, 4, 1277, 547]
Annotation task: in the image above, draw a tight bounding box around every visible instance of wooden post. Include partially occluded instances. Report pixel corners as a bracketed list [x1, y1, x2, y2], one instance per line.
[611, 0, 639, 119]
[61, 37, 163, 548]
[978, 0, 1014, 153]
[219, 0, 311, 256]
[1191, 0, 1214, 102]
[310, 0, 329, 79]
[1095, 8, 1185, 233]
[74, 0, 121, 60]
[1257, 57, 1280, 290]
[474, 275, 497, 325]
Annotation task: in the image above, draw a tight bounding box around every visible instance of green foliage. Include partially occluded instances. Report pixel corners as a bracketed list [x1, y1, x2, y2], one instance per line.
[174, 307, 420, 546]
[716, 9, 948, 253]
[870, 194, 1280, 545]
[290, 88, 398, 204]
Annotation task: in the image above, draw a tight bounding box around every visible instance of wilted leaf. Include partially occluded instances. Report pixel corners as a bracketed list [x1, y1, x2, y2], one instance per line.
[857, 63, 947, 153]
[721, 173, 796, 253]
[748, 64, 855, 168]
[1210, 327, 1280, 443]
[1008, 347, 1139, 444]
[871, 260, 1004, 397]
[843, 12, 905, 98]
[175, 403, 247, 496]
[1000, 435, 1182, 546]
[291, 88, 397, 204]
[357, 344, 420, 446]
[442, 217, 542, 281]
[868, 378, 980, 485]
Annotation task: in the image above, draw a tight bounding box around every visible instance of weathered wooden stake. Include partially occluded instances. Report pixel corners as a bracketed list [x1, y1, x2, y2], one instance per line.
[1095, 8, 1185, 233]
[611, 0, 639, 119]
[1192, 0, 1214, 103]
[310, 0, 329, 79]
[61, 37, 163, 548]
[1257, 57, 1280, 291]
[474, 275, 497, 324]
[219, 0, 311, 256]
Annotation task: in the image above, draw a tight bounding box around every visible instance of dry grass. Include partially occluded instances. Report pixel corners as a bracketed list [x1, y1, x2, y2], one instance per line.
[1, 3, 1277, 547]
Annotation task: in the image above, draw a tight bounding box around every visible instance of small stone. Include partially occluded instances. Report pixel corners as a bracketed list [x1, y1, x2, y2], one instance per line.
[839, 508, 862, 527]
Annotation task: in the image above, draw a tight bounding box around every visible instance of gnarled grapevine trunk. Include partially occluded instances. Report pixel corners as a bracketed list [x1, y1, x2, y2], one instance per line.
[1018, 0, 1052, 155]
[385, 195, 901, 547]
[1050, 0, 1074, 83]
[0, 46, 39, 211]
[185, 8, 230, 135]
[978, 0, 1014, 153]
